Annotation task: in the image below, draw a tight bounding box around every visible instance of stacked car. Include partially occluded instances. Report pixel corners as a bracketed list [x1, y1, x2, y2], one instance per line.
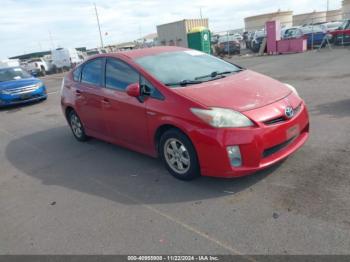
[329, 19, 350, 45]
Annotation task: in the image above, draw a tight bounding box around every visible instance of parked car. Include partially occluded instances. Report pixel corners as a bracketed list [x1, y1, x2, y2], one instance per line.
[24, 58, 51, 76]
[51, 48, 84, 72]
[283, 26, 327, 48]
[0, 67, 47, 107]
[245, 32, 255, 49]
[282, 27, 303, 39]
[330, 19, 350, 45]
[323, 21, 344, 32]
[250, 30, 266, 52]
[231, 33, 243, 41]
[217, 35, 241, 55]
[61, 46, 309, 180]
[300, 25, 327, 48]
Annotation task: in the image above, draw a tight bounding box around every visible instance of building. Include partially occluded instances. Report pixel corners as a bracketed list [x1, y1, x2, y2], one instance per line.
[292, 10, 343, 26]
[293, 11, 327, 26]
[136, 33, 158, 47]
[343, 0, 350, 19]
[244, 10, 293, 31]
[326, 9, 343, 22]
[157, 19, 209, 48]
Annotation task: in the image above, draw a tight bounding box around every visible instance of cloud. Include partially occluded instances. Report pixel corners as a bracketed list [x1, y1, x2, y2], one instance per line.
[0, 0, 342, 59]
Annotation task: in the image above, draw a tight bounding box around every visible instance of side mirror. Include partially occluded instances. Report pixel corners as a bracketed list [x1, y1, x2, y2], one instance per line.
[126, 83, 141, 98]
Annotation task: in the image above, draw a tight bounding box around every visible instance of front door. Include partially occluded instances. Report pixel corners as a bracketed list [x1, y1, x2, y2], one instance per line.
[102, 58, 149, 151]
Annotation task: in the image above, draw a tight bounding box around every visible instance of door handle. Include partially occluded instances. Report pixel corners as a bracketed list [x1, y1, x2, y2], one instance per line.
[102, 98, 111, 107]
[102, 98, 110, 103]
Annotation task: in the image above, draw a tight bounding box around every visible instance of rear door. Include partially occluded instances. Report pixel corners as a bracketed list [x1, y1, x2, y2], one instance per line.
[75, 58, 107, 137]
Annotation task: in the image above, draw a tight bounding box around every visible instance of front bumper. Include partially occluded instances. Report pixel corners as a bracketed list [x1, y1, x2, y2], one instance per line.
[190, 100, 309, 178]
[0, 86, 47, 107]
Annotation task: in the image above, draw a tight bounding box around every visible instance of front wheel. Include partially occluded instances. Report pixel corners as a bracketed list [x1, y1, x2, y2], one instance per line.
[159, 129, 200, 180]
[68, 110, 89, 142]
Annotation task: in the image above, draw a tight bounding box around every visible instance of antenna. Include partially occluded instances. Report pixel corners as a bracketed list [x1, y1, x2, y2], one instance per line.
[94, 3, 104, 48]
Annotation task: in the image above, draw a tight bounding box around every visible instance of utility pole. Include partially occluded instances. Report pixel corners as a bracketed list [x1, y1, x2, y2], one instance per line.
[327, 0, 329, 11]
[200, 7, 203, 19]
[94, 2, 104, 48]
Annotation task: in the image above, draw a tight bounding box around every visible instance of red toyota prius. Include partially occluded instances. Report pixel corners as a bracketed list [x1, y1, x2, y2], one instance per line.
[61, 46, 309, 180]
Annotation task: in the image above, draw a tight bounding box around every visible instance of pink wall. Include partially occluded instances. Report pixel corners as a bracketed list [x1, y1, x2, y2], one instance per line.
[266, 20, 307, 54]
[266, 21, 281, 54]
[277, 39, 307, 54]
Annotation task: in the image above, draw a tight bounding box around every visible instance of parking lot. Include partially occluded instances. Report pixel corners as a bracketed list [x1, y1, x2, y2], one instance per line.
[0, 48, 349, 255]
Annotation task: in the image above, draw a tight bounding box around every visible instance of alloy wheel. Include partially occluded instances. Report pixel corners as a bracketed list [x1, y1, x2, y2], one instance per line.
[163, 138, 191, 175]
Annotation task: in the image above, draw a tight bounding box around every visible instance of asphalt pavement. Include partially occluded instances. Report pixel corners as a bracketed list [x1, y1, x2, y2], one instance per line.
[0, 48, 349, 255]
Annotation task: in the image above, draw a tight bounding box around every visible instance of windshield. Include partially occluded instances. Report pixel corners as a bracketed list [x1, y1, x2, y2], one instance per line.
[339, 20, 350, 30]
[0, 67, 32, 82]
[135, 50, 242, 87]
[326, 22, 342, 29]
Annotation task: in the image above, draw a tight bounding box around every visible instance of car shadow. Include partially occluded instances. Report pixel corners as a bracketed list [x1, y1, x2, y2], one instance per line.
[311, 99, 350, 118]
[5, 126, 282, 205]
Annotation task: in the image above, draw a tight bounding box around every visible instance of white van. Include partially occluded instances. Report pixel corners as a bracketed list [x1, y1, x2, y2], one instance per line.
[51, 48, 84, 72]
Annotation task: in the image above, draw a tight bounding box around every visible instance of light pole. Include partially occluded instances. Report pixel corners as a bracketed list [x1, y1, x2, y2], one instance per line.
[94, 3, 104, 48]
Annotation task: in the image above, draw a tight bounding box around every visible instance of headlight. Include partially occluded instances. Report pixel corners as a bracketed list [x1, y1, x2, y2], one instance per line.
[284, 83, 299, 97]
[191, 107, 254, 128]
[34, 82, 44, 89]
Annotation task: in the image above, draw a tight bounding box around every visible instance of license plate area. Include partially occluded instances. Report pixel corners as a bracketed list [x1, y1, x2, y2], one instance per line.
[286, 124, 299, 140]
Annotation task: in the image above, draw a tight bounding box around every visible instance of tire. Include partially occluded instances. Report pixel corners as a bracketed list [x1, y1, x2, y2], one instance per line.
[40, 68, 46, 76]
[159, 129, 200, 180]
[68, 110, 89, 142]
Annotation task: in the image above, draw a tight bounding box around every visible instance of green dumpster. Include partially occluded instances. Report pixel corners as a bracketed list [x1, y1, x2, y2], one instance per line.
[187, 27, 211, 54]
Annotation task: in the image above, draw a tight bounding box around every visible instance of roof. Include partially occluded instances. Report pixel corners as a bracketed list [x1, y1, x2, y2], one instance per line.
[142, 33, 158, 40]
[245, 10, 293, 21]
[9, 51, 51, 60]
[119, 46, 187, 59]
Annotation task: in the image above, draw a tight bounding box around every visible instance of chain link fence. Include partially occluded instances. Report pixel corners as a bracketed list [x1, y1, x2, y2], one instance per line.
[212, 12, 350, 56]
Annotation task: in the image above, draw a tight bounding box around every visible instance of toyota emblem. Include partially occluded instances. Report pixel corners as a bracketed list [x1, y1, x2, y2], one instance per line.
[285, 106, 294, 119]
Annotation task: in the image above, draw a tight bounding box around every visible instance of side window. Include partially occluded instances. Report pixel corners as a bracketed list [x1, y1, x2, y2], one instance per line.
[140, 76, 164, 100]
[72, 66, 82, 82]
[105, 58, 139, 90]
[81, 59, 103, 86]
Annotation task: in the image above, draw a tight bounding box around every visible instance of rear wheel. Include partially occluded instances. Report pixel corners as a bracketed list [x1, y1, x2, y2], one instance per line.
[68, 110, 88, 141]
[159, 129, 200, 180]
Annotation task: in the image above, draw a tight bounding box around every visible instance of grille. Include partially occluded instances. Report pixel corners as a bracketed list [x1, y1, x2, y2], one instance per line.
[262, 136, 296, 158]
[11, 94, 43, 102]
[263, 103, 302, 126]
[5, 85, 38, 95]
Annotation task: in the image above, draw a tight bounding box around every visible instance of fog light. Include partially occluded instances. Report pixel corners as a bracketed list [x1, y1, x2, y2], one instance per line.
[227, 146, 242, 167]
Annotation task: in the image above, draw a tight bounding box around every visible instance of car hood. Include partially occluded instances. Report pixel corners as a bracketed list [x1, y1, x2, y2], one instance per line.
[172, 70, 292, 112]
[0, 78, 41, 90]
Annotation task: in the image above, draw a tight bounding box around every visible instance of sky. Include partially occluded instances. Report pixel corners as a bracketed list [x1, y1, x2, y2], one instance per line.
[0, 0, 342, 59]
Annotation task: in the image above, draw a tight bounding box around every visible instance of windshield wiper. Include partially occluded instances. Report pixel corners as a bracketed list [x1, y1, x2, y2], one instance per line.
[194, 69, 243, 80]
[165, 79, 203, 87]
